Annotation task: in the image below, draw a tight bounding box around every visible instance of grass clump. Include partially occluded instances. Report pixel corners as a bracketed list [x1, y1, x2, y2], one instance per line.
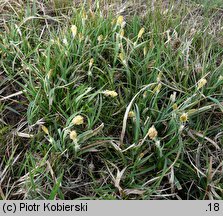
[0, 0, 223, 200]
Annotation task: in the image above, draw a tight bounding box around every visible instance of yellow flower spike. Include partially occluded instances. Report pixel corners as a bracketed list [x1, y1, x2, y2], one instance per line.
[78, 33, 84, 41]
[197, 78, 207, 90]
[120, 29, 124, 38]
[71, 25, 77, 38]
[128, 111, 135, 118]
[147, 125, 158, 140]
[149, 40, 154, 49]
[41, 125, 49, 135]
[137, 27, 145, 39]
[97, 35, 103, 43]
[119, 52, 125, 62]
[139, 153, 144, 158]
[172, 103, 178, 110]
[72, 115, 84, 125]
[89, 58, 94, 68]
[82, 10, 88, 20]
[47, 69, 53, 79]
[153, 83, 162, 93]
[117, 15, 124, 26]
[103, 90, 118, 97]
[119, 52, 127, 65]
[70, 130, 77, 142]
[143, 91, 147, 98]
[111, 18, 116, 26]
[170, 92, 176, 103]
[180, 113, 188, 123]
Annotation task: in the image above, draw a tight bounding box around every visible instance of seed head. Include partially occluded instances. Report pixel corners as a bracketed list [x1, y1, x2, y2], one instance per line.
[70, 130, 77, 141]
[137, 27, 145, 39]
[120, 29, 124, 38]
[72, 115, 84, 125]
[71, 25, 77, 38]
[170, 92, 176, 103]
[103, 90, 118, 97]
[197, 78, 207, 90]
[97, 35, 103, 43]
[180, 113, 188, 122]
[89, 58, 94, 68]
[78, 33, 84, 41]
[172, 103, 178, 110]
[117, 16, 124, 26]
[41, 125, 49, 135]
[147, 125, 158, 140]
[82, 10, 88, 20]
[153, 83, 162, 93]
[119, 52, 125, 62]
[128, 111, 135, 118]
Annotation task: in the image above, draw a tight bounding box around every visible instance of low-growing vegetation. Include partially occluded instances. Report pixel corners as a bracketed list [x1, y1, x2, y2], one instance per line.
[0, 0, 223, 200]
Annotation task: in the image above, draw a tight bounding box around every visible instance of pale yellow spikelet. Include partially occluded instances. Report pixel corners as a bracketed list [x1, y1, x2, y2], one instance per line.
[111, 18, 116, 26]
[70, 130, 77, 141]
[89, 58, 94, 68]
[128, 111, 135, 118]
[139, 153, 144, 158]
[119, 52, 125, 62]
[82, 10, 88, 20]
[138, 27, 145, 39]
[120, 29, 124, 38]
[153, 83, 162, 93]
[197, 78, 207, 89]
[143, 91, 147, 98]
[119, 52, 127, 65]
[172, 103, 178, 110]
[72, 115, 84, 125]
[78, 33, 84, 41]
[97, 34, 103, 43]
[41, 125, 49, 135]
[147, 125, 158, 140]
[71, 25, 77, 38]
[103, 90, 118, 97]
[117, 15, 124, 26]
[170, 92, 176, 103]
[180, 113, 188, 123]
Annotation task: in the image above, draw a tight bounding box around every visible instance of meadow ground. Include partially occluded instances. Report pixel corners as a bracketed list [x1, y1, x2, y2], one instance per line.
[0, 0, 223, 200]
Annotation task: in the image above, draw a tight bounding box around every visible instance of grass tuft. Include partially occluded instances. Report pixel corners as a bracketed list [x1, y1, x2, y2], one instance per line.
[0, 0, 222, 200]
